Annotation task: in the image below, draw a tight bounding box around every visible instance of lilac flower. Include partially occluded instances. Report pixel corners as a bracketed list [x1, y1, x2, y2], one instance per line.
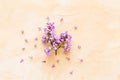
[42, 21, 72, 55]
[59, 31, 66, 39]
[59, 31, 72, 43]
[65, 35, 72, 42]
[44, 28, 49, 34]
[50, 33, 57, 41]
[64, 43, 71, 52]
[52, 35, 60, 43]
[44, 47, 51, 55]
[63, 31, 68, 37]
[44, 28, 53, 35]
[59, 32, 66, 42]
[46, 22, 55, 30]
[41, 35, 47, 43]
[52, 42, 58, 47]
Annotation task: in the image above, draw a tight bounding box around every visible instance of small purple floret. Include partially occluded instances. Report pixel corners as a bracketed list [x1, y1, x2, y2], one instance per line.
[41, 35, 47, 43]
[44, 47, 51, 55]
[46, 22, 55, 30]
[64, 44, 71, 52]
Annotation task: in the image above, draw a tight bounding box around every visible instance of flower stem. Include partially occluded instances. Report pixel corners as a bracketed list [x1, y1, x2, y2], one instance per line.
[54, 42, 64, 55]
[55, 50, 57, 55]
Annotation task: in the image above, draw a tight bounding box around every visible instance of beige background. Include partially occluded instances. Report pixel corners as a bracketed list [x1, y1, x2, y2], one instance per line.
[0, 0, 120, 80]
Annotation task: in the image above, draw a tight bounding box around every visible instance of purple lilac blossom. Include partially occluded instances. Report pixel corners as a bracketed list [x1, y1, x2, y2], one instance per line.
[41, 35, 47, 43]
[44, 47, 51, 55]
[42, 22, 72, 55]
[46, 22, 55, 30]
[64, 43, 71, 52]
[59, 31, 72, 42]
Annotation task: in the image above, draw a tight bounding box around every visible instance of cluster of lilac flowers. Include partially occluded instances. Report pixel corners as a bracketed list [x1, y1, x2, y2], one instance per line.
[41, 22, 72, 55]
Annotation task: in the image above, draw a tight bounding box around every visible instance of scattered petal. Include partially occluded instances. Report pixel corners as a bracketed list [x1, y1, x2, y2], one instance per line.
[56, 59, 60, 63]
[51, 64, 55, 68]
[80, 59, 83, 62]
[78, 45, 81, 49]
[60, 18, 63, 22]
[46, 16, 50, 21]
[35, 37, 38, 41]
[24, 39, 28, 43]
[34, 44, 37, 48]
[74, 26, 77, 30]
[20, 59, 24, 63]
[21, 30, 24, 35]
[66, 57, 70, 61]
[69, 71, 73, 75]
[22, 48, 25, 51]
[38, 27, 41, 31]
[42, 60, 46, 63]
[29, 56, 33, 60]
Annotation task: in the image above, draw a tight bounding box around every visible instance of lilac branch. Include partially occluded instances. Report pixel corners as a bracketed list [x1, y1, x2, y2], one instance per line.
[41, 22, 72, 55]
